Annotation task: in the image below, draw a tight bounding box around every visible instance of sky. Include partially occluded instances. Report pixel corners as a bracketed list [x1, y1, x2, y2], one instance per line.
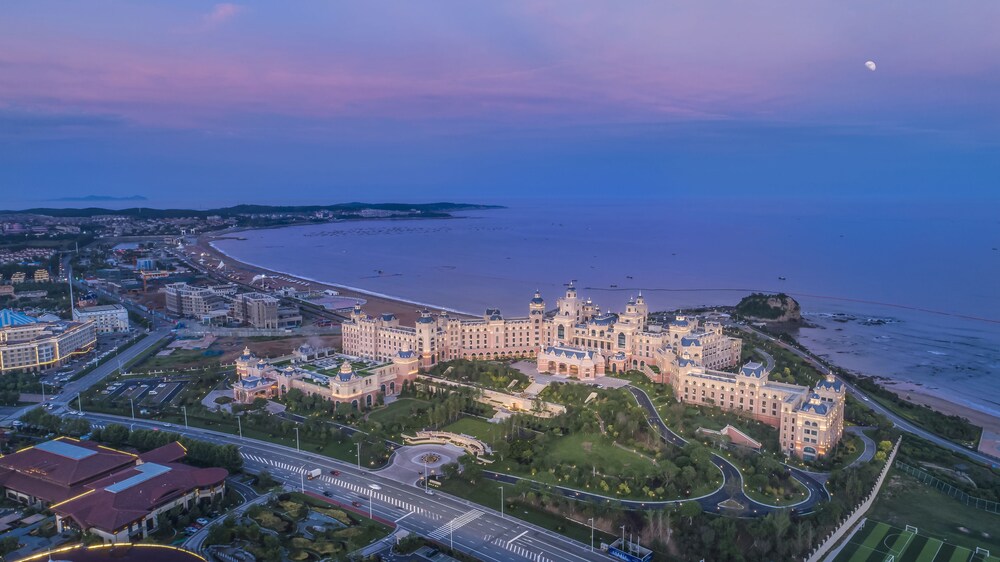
[1, 1, 999, 208]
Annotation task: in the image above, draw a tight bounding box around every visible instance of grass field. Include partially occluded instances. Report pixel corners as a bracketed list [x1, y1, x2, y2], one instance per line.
[441, 417, 501, 443]
[869, 471, 1000, 552]
[833, 520, 999, 562]
[367, 398, 430, 426]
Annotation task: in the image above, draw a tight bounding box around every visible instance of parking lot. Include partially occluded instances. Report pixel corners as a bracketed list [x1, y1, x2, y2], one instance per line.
[99, 377, 189, 409]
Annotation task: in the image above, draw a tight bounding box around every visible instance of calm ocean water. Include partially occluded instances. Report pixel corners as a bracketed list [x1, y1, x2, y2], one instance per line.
[213, 199, 1000, 417]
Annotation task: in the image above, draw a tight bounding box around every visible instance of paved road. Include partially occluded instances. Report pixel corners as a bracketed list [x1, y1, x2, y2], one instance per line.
[184, 483, 270, 553]
[736, 325, 999, 466]
[84, 412, 610, 562]
[0, 328, 173, 424]
[626, 386, 828, 515]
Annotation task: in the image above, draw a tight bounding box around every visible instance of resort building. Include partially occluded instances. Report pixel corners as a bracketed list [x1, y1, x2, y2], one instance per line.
[34, 269, 50, 283]
[0, 437, 227, 543]
[53, 444, 227, 543]
[73, 304, 130, 334]
[0, 309, 97, 373]
[342, 283, 742, 375]
[672, 358, 846, 460]
[231, 345, 419, 409]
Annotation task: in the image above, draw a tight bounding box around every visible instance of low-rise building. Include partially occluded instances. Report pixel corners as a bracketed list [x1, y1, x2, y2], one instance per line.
[0, 309, 96, 373]
[73, 304, 130, 334]
[10, 272, 26, 284]
[232, 345, 419, 409]
[34, 269, 50, 283]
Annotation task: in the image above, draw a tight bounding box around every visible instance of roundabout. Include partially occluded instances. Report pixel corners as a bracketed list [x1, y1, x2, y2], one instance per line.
[377, 443, 465, 486]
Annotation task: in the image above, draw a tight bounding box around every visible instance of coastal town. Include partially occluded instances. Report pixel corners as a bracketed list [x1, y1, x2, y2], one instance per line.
[0, 206, 996, 562]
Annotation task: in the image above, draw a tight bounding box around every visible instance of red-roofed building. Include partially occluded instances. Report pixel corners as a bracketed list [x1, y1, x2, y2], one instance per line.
[53, 459, 227, 543]
[0, 437, 137, 507]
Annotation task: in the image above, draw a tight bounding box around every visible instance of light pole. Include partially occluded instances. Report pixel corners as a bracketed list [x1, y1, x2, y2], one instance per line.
[369, 496, 373, 519]
[620, 525, 626, 551]
[294, 427, 300, 451]
[78, 394, 83, 413]
[130, 399, 135, 420]
[299, 467, 305, 492]
[498, 486, 504, 519]
[237, 416, 243, 439]
[182, 406, 188, 428]
[41, 382, 45, 403]
[588, 518, 594, 552]
[424, 459, 429, 494]
[356, 442, 361, 469]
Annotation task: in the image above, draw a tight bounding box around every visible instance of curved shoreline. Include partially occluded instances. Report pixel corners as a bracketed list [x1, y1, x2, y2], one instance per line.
[193, 225, 1000, 431]
[209, 239, 477, 316]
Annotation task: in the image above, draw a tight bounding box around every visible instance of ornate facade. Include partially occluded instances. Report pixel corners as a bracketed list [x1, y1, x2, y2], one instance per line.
[672, 358, 846, 460]
[342, 283, 742, 375]
[232, 346, 419, 409]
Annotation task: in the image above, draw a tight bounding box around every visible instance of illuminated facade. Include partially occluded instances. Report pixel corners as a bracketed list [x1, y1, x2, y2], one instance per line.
[672, 358, 846, 460]
[232, 345, 419, 409]
[0, 310, 97, 373]
[342, 283, 742, 375]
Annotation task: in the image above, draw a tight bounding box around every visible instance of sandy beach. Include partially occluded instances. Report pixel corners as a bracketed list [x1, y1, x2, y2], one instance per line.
[193, 232, 471, 325]
[879, 379, 1000, 436]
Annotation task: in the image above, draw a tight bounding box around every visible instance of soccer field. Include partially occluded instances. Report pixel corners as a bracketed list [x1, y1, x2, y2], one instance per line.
[833, 520, 999, 562]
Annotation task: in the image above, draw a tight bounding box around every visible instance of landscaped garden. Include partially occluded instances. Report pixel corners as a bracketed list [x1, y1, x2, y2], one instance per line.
[205, 492, 391, 562]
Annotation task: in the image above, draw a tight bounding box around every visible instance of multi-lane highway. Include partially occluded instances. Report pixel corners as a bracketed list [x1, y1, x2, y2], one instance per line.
[83, 412, 611, 562]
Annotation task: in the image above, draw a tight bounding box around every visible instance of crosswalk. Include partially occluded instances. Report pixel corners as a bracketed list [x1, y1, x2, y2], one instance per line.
[484, 535, 554, 562]
[240, 452, 437, 519]
[429, 509, 483, 539]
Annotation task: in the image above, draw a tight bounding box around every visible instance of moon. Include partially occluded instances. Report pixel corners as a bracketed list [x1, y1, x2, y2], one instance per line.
[865, 60, 877, 71]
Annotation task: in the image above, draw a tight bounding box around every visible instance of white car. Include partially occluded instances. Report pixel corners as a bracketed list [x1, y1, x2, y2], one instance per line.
[368, 484, 382, 491]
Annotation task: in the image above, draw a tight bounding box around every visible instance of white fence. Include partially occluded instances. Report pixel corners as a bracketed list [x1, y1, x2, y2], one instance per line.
[803, 437, 901, 562]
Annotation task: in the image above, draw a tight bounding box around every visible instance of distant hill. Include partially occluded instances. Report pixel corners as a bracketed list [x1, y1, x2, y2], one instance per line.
[48, 195, 148, 202]
[0, 202, 504, 219]
[735, 293, 802, 322]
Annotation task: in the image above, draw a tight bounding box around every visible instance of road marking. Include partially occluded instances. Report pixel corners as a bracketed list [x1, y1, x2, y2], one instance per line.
[395, 511, 414, 523]
[429, 509, 483, 539]
[508, 530, 529, 545]
[490, 536, 553, 562]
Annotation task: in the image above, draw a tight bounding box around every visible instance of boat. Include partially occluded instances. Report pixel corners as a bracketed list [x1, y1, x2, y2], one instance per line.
[778, 276, 787, 281]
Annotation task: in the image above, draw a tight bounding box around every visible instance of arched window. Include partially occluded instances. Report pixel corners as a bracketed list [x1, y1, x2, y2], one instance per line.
[557, 325, 565, 339]
[618, 333, 626, 348]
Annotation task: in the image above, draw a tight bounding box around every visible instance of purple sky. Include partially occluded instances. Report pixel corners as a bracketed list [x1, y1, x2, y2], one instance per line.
[2, 1, 998, 206]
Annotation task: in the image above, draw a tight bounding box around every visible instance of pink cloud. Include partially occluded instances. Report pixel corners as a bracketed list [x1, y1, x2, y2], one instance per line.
[201, 3, 242, 29]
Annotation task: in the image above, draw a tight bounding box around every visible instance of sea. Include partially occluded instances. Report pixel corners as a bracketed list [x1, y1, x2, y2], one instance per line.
[212, 198, 1000, 418]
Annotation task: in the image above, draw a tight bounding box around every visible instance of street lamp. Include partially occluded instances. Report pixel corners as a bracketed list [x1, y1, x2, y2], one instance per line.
[182, 406, 188, 428]
[130, 399, 135, 420]
[237, 416, 243, 439]
[498, 486, 504, 519]
[78, 394, 83, 413]
[356, 442, 361, 469]
[294, 427, 300, 451]
[588, 518, 594, 552]
[299, 466, 305, 492]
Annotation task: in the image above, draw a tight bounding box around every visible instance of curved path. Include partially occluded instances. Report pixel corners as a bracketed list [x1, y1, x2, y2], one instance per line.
[736, 325, 999, 466]
[467, 386, 829, 517]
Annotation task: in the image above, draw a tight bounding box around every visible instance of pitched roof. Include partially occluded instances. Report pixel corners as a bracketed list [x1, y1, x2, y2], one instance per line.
[138, 442, 187, 465]
[0, 438, 136, 504]
[53, 462, 227, 533]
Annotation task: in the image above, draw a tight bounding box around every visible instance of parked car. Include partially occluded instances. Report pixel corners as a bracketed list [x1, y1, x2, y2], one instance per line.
[196, 518, 209, 526]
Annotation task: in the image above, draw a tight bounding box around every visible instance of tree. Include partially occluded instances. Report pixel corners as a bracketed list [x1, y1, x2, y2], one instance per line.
[679, 501, 702, 524]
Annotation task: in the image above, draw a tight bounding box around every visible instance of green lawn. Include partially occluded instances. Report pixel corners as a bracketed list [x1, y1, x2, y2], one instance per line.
[868, 470, 1000, 553]
[368, 398, 430, 426]
[441, 417, 500, 443]
[832, 520, 1000, 562]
